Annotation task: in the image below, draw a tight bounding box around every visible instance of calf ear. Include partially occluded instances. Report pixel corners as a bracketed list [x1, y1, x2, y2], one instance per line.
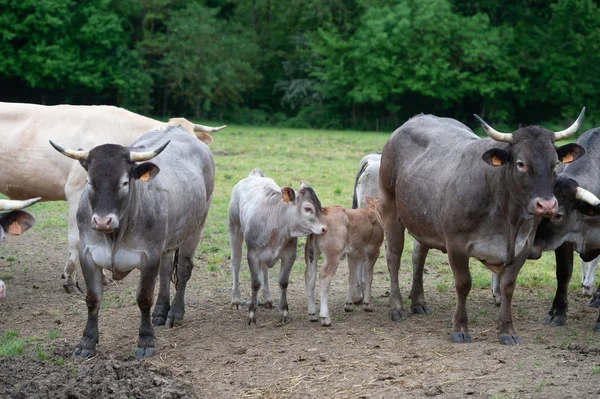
[482, 148, 510, 166]
[281, 187, 296, 203]
[133, 162, 160, 182]
[0, 211, 35, 236]
[556, 143, 585, 163]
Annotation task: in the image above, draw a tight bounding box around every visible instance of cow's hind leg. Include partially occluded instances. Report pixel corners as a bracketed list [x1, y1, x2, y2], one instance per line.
[382, 195, 407, 321]
[448, 250, 472, 343]
[262, 267, 273, 308]
[589, 284, 600, 308]
[491, 272, 501, 306]
[545, 243, 573, 327]
[62, 193, 83, 293]
[166, 234, 201, 328]
[152, 252, 174, 326]
[582, 256, 598, 297]
[345, 255, 362, 312]
[362, 249, 379, 312]
[497, 259, 526, 345]
[410, 240, 431, 315]
[229, 222, 244, 309]
[73, 255, 103, 358]
[246, 250, 262, 325]
[278, 238, 298, 324]
[136, 259, 160, 358]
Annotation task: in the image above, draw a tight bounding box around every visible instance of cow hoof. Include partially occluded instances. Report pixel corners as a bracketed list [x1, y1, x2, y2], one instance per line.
[102, 276, 112, 286]
[152, 316, 166, 326]
[263, 300, 274, 309]
[544, 314, 566, 326]
[352, 297, 364, 305]
[499, 333, 523, 345]
[450, 332, 472, 343]
[390, 309, 407, 322]
[493, 296, 501, 307]
[344, 302, 354, 312]
[136, 347, 155, 359]
[411, 305, 431, 315]
[320, 317, 332, 327]
[588, 295, 600, 308]
[247, 311, 257, 325]
[280, 310, 290, 325]
[308, 313, 318, 322]
[582, 286, 593, 297]
[363, 303, 373, 312]
[72, 346, 95, 359]
[63, 282, 82, 294]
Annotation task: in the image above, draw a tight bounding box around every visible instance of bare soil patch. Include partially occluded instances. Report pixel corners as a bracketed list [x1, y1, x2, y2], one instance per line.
[1, 229, 599, 398]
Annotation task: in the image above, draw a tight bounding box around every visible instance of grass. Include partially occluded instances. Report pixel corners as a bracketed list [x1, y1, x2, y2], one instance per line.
[0, 330, 27, 357]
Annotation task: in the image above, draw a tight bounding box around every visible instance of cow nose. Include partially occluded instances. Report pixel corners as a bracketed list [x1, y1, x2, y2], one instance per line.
[535, 198, 558, 216]
[92, 215, 114, 231]
[321, 226, 328, 234]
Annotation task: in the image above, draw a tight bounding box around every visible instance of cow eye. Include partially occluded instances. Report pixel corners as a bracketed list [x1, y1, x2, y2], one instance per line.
[516, 161, 527, 171]
[123, 181, 129, 187]
[304, 207, 313, 214]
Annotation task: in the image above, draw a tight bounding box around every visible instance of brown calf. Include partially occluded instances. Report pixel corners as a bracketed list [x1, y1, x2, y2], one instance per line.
[305, 196, 384, 326]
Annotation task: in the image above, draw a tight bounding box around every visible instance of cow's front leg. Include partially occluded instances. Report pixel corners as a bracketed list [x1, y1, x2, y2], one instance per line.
[136, 260, 159, 359]
[410, 240, 431, 315]
[152, 252, 174, 326]
[319, 254, 341, 326]
[246, 251, 262, 325]
[448, 251, 472, 343]
[545, 243, 573, 326]
[73, 254, 103, 358]
[278, 239, 297, 324]
[304, 236, 319, 322]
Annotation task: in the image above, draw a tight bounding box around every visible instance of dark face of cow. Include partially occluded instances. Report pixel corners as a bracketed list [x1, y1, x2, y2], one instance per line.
[49, 141, 169, 233]
[477, 113, 586, 217]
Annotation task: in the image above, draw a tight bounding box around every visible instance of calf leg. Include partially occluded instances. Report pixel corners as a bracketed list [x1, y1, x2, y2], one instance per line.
[545, 243, 574, 326]
[152, 252, 174, 326]
[362, 250, 379, 312]
[410, 240, 431, 315]
[346, 255, 364, 308]
[229, 222, 244, 309]
[246, 251, 262, 325]
[262, 267, 273, 308]
[448, 251, 472, 343]
[491, 273, 501, 306]
[382, 197, 407, 321]
[304, 236, 320, 322]
[136, 261, 159, 359]
[581, 256, 598, 296]
[278, 239, 298, 324]
[73, 253, 103, 358]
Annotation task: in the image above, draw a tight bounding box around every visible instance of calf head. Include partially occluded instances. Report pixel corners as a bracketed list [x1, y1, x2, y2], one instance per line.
[49, 140, 169, 233]
[476, 108, 586, 217]
[282, 182, 328, 237]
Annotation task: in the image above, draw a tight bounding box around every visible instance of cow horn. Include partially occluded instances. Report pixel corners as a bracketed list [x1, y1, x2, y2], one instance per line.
[129, 140, 171, 162]
[473, 115, 513, 143]
[0, 197, 42, 211]
[49, 140, 89, 160]
[575, 186, 600, 206]
[554, 107, 585, 141]
[194, 123, 226, 133]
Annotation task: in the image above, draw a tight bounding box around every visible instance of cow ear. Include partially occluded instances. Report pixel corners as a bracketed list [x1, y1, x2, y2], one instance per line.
[0, 211, 35, 236]
[281, 187, 296, 203]
[77, 148, 89, 170]
[556, 143, 585, 164]
[133, 162, 160, 182]
[575, 202, 600, 217]
[482, 148, 510, 167]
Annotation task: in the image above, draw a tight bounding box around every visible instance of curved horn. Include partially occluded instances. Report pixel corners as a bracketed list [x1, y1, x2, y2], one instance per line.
[194, 123, 226, 133]
[0, 197, 42, 211]
[49, 140, 89, 160]
[554, 107, 585, 141]
[473, 114, 513, 143]
[576, 186, 600, 206]
[129, 140, 171, 162]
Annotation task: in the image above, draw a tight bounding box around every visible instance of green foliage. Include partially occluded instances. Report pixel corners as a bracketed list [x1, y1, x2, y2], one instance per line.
[0, 330, 26, 357]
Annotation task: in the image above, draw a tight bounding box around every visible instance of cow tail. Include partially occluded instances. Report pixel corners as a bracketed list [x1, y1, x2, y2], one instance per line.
[171, 249, 179, 287]
[352, 161, 369, 209]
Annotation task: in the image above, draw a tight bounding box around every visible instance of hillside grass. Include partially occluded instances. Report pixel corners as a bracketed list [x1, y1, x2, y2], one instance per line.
[2, 124, 586, 301]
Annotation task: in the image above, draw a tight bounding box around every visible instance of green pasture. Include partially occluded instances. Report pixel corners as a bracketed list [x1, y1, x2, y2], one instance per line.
[2, 124, 586, 300]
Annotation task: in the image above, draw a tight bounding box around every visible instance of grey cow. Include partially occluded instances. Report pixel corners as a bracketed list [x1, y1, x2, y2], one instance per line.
[379, 110, 585, 345]
[50, 126, 214, 358]
[0, 197, 41, 299]
[352, 153, 381, 209]
[229, 169, 328, 325]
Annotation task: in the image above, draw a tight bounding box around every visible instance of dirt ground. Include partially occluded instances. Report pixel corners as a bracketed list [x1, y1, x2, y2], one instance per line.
[1, 228, 599, 399]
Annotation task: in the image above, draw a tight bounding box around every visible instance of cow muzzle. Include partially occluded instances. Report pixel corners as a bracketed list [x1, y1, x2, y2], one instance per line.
[312, 225, 328, 235]
[533, 197, 558, 217]
[91, 214, 119, 232]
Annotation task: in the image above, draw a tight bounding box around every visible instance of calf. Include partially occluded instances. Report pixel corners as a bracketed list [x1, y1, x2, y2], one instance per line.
[305, 196, 384, 326]
[50, 126, 214, 358]
[0, 197, 41, 299]
[229, 169, 327, 325]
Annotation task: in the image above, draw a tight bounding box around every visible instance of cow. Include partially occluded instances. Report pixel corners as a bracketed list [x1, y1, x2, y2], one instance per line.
[49, 125, 214, 358]
[379, 109, 585, 345]
[0, 101, 224, 293]
[0, 197, 41, 299]
[305, 196, 384, 326]
[229, 169, 328, 325]
[352, 153, 381, 209]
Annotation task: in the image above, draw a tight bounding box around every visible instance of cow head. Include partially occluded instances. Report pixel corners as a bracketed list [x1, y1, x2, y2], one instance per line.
[49, 140, 169, 233]
[281, 182, 328, 236]
[476, 108, 586, 217]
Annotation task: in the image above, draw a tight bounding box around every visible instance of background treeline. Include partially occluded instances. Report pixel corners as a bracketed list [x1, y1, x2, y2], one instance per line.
[1, 0, 600, 131]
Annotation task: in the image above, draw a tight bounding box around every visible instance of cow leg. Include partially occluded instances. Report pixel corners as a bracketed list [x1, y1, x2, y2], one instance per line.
[545, 243, 574, 326]
[491, 272, 501, 306]
[410, 240, 431, 315]
[588, 284, 600, 308]
[278, 239, 297, 324]
[382, 197, 408, 322]
[229, 223, 244, 309]
[62, 191, 83, 293]
[262, 267, 273, 308]
[73, 256, 103, 358]
[345, 255, 363, 312]
[152, 252, 174, 326]
[318, 253, 341, 326]
[582, 256, 598, 297]
[246, 250, 262, 325]
[166, 235, 200, 328]
[362, 250, 379, 312]
[448, 251, 472, 343]
[497, 261, 525, 345]
[304, 236, 320, 322]
[136, 262, 159, 359]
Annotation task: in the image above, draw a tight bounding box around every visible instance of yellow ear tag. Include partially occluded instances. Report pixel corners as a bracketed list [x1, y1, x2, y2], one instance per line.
[491, 155, 502, 166]
[562, 153, 574, 163]
[139, 171, 151, 182]
[8, 221, 22, 235]
[282, 191, 291, 203]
